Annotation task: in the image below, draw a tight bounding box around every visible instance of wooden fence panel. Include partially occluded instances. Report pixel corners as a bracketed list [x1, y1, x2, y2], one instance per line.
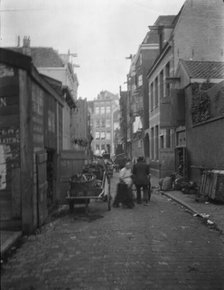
[58, 150, 87, 203]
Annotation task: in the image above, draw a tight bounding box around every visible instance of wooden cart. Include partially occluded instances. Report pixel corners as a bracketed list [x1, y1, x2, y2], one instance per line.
[66, 172, 111, 213]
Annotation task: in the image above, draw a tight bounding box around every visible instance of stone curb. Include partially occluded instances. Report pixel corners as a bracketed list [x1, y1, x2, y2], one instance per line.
[161, 191, 223, 234]
[0, 231, 22, 260]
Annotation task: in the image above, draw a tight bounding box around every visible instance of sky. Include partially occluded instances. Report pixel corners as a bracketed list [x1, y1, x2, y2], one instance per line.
[0, 0, 185, 100]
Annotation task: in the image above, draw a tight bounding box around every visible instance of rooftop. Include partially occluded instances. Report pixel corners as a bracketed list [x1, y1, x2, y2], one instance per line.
[180, 60, 224, 80]
[31, 47, 64, 67]
[154, 15, 176, 26]
[144, 15, 176, 44]
[8, 47, 64, 67]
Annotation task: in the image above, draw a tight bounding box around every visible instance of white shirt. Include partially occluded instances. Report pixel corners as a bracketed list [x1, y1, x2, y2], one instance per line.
[119, 167, 132, 187]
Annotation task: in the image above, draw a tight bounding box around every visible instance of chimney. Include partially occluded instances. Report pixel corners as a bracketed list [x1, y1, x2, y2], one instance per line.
[22, 36, 31, 56]
[17, 35, 21, 47]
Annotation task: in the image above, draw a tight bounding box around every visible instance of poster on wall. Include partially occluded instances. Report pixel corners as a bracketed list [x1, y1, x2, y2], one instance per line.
[0, 130, 20, 191]
[0, 64, 20, 191]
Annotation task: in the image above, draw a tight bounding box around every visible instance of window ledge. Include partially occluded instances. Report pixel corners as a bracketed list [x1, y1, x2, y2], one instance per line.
[192, 115, 224, 128]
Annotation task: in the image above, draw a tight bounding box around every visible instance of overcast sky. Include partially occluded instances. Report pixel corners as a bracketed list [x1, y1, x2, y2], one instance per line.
[0, 0, 185, 100]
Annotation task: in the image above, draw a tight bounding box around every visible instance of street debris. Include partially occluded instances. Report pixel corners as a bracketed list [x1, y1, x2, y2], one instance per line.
[200, 213, 210, 219]
[159, 177, 173, 191]
[174, 177, 198, 194]
[181, 226, 189, 230]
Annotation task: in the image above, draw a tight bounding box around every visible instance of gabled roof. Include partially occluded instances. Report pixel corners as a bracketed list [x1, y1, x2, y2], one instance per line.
[30, 47, 64, 67]
[8, 47, 64, 67]
[41, 74, 63, 95]
[154, 15, 176, 26]
[180, 60, 224, 79]
[143, 30, 159, 44]
[143, 15, 176, 44]
[0, 48, 64, 106]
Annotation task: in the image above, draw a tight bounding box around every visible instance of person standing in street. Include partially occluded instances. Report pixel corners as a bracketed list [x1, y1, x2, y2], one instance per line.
[113, 161, 134, 209]
[133, 156, 150, 205]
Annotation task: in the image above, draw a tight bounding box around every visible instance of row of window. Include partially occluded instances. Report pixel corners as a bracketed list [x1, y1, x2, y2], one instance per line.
[95, 143, 111, 152]
[95, 119, 111, 128]
[95, 106, 111, 114]
[150, 127, 173, 160]
[128, 74, 143, 91]
[150, 62, 171, 110]
[95, 131, 111, 140]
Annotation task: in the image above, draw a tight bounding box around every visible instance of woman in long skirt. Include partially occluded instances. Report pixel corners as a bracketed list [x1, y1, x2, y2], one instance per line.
[113, 161, 134, 208]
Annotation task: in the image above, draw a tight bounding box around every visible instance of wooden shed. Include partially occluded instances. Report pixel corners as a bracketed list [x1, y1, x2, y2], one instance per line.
[0, 48, 64, 233]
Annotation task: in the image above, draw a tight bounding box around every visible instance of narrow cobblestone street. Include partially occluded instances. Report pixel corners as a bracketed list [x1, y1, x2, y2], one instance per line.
[1, 174, 224, 290]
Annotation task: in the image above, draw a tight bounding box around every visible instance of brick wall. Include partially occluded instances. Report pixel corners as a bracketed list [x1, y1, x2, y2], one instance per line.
[173, 0, 224, 69]
[185, 84, 224, 183]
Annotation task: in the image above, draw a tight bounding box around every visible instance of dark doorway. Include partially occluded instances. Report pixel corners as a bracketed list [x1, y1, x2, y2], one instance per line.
[144, 133, 150, 158]
[46, 149, 56, 209]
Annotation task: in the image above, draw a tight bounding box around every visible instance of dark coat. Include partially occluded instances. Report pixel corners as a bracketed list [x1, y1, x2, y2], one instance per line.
[133, 161, 150, 185]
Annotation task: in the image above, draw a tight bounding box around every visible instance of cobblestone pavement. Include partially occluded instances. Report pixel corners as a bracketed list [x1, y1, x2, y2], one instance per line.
[1, 175, 224, 290]
[162, 190, 224, 234]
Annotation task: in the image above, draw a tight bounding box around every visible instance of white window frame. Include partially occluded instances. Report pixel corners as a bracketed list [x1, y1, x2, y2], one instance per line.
[101, 132, 105, 140]
[138, 75, 143, 87]
[101, 106, 105, 114]
[95, 106, 99, 114]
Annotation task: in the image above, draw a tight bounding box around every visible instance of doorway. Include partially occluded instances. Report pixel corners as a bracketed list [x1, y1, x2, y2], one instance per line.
[46, 149, 56, 209]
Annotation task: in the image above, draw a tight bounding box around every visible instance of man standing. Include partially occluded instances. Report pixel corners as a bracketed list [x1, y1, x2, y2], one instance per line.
[133, 157, 150, 205]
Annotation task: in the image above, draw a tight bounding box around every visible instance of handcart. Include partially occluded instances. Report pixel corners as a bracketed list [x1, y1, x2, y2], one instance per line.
[66, 172, 111, 213]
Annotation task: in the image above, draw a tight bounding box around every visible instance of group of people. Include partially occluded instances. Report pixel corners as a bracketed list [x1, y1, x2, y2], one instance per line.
[113, 156, 151, 209]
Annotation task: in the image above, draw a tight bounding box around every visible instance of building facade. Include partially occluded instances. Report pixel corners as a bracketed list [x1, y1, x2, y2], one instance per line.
[146, 0, 224, 178]
[113, 109, 122, 157]
[10, 38, 80, 151]
[125, 15, 175, 162]
[174, 60, 224, 183]
[119, 89, 128, 155]
[72, 98, 92, 155]
[0, 48, 64, 233]
[89, 91, 119, 157]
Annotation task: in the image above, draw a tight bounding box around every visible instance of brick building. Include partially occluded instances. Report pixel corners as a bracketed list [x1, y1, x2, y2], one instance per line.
[72, 98, 92, 155]
[119, 89, 128, 155]
[125, 15, 175, 162]
[146, 0, 224, 178]
[89, 91, 119, 156]
[173, 60, 224, 183]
